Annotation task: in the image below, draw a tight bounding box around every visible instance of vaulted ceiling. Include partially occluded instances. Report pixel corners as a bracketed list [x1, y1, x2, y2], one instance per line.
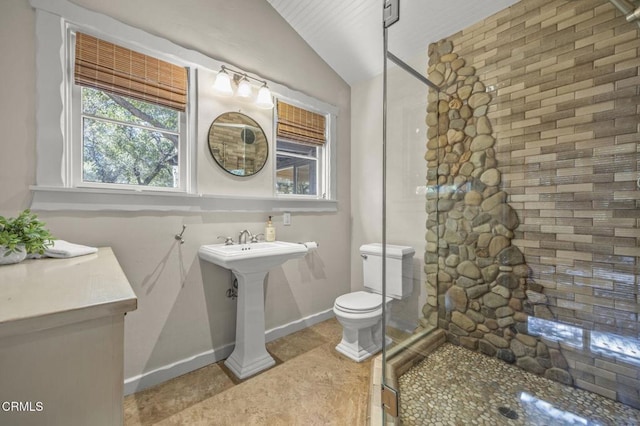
[267, 0, 520, 85]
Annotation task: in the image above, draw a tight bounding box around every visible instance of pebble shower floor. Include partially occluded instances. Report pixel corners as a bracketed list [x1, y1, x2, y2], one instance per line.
[398, 343, 640, 425]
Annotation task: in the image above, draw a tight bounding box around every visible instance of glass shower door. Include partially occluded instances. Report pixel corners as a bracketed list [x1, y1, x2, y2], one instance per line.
[380, 20, 439, 422]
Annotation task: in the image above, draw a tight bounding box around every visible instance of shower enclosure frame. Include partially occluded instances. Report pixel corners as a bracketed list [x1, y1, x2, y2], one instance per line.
[379, 0, 640, 422]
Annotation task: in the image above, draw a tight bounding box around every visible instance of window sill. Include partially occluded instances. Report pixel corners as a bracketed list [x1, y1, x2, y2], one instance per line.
[30, 186, 338, 213]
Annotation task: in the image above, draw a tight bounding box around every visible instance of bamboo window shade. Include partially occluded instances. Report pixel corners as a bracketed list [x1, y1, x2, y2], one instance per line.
[74, 32, 187, 111]
[276, 100, 326, 145]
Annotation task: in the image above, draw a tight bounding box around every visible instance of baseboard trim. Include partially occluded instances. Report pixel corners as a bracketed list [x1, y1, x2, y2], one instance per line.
[265, 307, 335, 343]
[124, 308, 335, 395]
[123, 342, 235, 395]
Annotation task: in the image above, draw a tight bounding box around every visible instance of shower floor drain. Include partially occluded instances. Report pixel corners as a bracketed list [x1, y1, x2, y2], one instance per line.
[498, 406, 519, 420]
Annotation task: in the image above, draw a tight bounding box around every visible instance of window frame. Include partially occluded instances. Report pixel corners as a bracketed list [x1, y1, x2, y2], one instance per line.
[72, 86, 188, 192]
[66, 28, 191, 194]
[273, 96, 331, 200]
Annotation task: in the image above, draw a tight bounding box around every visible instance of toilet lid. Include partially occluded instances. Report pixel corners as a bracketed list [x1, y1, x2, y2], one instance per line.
[335, 291, 382, 313]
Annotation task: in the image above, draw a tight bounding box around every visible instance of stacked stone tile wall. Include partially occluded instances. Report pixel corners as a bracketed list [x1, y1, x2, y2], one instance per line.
[425, 0, 640, 408]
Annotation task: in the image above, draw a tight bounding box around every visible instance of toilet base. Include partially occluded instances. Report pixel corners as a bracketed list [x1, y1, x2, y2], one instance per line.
[334, 327, 393, 362]
[335, 339, 381, 362]
[333, 313, 385, 362]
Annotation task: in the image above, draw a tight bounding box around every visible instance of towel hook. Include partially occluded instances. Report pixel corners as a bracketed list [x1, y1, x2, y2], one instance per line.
[175, 225, 187, 244]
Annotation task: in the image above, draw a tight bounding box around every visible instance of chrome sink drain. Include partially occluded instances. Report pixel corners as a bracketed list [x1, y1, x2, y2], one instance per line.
[498, 406, 519, 420]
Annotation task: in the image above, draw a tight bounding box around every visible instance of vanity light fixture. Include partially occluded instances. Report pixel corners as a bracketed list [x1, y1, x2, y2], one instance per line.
[213, 65, 274, 109]
[236, 75, 253, 98]
[212, 67, 233, 97]
[256, 83, 275, 109]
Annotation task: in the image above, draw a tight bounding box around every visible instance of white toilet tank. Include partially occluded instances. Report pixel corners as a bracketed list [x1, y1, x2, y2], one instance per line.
[360, 243, 415, 299]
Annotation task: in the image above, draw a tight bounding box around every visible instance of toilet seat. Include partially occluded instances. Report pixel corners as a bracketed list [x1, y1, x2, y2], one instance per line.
[335, 291, 381, 313]
[334, 291, 392, 314]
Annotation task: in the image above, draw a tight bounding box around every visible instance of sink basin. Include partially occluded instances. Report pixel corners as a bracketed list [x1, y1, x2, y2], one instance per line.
[198, 241, 308, 379]
[198, 241, 307, 273]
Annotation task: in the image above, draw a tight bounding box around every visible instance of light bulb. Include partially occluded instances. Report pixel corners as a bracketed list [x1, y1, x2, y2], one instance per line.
[256, 84, 274, 109]
[213, 69, 233, 97]
[237, 77, 252, 98]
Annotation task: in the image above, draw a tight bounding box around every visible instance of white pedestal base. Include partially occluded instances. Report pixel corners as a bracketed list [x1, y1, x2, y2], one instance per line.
[225, 351, 275, 379]
[226, 270, 275, 379]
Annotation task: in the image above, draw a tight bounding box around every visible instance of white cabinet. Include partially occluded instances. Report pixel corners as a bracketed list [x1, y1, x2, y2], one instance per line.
[0, 248, 137, 426]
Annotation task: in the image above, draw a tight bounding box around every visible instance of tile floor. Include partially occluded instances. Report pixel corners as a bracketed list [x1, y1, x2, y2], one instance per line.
[124, 318, 372, 425]
[398, 343, 640, 426]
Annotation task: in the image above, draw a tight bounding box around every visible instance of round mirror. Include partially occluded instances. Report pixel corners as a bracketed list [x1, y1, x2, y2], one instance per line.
[208, 112, 268, 176]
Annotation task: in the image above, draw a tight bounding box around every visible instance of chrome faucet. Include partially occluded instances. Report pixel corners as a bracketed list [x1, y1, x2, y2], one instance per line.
[250, 233, 264, 243]
[238, 229, 252, 245]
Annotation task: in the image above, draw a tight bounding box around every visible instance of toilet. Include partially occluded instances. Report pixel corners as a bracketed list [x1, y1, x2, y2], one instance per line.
[333, 243, 415, 362]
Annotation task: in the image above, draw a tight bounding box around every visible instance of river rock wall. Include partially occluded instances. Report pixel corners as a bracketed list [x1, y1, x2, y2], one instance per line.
[425, 39, 571, 385]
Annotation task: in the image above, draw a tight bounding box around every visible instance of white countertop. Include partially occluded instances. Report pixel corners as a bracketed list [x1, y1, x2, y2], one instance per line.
[0, 247, 137, 338]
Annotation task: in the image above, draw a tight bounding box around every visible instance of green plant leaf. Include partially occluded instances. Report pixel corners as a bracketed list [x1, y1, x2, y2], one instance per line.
[0, 210, 55, 255]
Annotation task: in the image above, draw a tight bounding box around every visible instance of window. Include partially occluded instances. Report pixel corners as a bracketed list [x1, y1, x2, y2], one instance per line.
[72, 32, 188, 190]
[275, 100, 328, 197]
[80, 87, 182, 188]
[276, 140, 319, 195]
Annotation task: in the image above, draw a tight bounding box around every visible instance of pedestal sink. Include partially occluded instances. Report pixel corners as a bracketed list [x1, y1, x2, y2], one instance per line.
[198, 241, 308, 379]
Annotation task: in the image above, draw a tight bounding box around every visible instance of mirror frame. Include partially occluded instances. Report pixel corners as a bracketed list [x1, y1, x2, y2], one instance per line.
[207, 112, 269, 177]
